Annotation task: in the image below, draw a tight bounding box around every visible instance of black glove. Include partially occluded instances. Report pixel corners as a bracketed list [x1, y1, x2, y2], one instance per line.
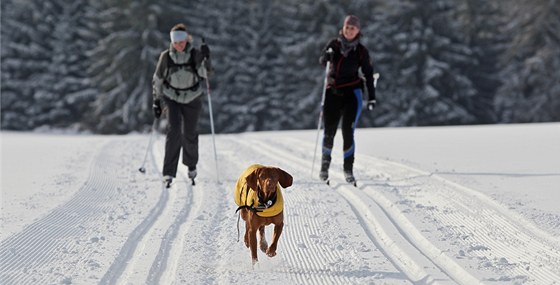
[201, 43, 210, 59]
[153, 99, 162, 119]
[367, 100, 376, 111]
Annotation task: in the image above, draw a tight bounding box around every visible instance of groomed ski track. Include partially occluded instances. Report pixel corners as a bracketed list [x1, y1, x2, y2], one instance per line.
[1, 132, 559, 284]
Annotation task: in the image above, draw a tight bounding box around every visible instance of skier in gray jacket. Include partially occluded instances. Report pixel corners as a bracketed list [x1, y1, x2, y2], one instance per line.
[152, 23, 211, 186]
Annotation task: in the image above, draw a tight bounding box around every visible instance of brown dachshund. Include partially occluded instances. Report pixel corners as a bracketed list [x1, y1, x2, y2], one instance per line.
[234, 164, 293, 264]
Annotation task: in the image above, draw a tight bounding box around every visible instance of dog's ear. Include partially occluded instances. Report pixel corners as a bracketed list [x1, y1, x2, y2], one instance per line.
[246, 169, 260, 191]
[275, 168, 293, 188]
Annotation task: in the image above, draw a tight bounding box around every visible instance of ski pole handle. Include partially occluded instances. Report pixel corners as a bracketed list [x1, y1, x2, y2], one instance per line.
[373, 73, 380, 88]
[201, 37, 210, 60]
[325, 47, 334, 62]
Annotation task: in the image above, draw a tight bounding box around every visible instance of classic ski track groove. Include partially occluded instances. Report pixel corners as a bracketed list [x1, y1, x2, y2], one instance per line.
[106, 136, 194, 285]
[99, 139, 170, 285]
[357, 160, 560, 284]
[259, 135, 560, 284]
[1, 140, 138, 285]
[146, 137, 205, 285]
[171, 136, 243, 284]
[162, 139, 236, 284]
[375, 158, 560, 247]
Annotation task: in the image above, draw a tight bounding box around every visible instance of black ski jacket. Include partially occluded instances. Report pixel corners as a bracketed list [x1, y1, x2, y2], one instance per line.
[320, 38, 376, 101]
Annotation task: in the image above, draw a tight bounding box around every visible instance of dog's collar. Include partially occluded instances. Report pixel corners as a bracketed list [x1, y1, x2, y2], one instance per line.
[257, 188, 277, 210]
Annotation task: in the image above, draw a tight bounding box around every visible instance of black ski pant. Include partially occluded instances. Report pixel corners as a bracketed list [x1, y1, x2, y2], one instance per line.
[163, 96, 202, 177]
[321, 87, 363, 171]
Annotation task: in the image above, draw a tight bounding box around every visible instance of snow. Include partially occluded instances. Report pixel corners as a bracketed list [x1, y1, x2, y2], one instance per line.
[1, 123, 560, 284]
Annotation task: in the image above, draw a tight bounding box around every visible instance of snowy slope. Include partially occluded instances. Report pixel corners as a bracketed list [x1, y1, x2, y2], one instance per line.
[1, 124, 559, 285]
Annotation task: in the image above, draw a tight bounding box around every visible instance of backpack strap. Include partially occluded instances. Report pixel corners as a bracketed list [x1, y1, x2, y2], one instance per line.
[189, 48, 202, 82]
[164, 51, 193, 78]
[163, 49, 201, 94]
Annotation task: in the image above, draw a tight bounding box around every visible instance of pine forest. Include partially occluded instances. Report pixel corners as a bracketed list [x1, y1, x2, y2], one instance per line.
[1, 0, 559, 134]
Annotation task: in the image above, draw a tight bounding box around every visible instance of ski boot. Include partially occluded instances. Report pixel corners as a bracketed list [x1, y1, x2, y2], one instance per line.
[344, 169, 357, 187]
[319, 156, 330, 185]
[319, 170, 329, 183]
[188, 167, 197, 186]
[163, 175, 173, 188]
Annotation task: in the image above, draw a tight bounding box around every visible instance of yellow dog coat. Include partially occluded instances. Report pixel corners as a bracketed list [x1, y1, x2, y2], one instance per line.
[234, 164, 284, 217]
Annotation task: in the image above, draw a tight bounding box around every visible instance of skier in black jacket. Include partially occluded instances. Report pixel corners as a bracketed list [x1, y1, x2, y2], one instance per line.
[318, 15, 376, 184]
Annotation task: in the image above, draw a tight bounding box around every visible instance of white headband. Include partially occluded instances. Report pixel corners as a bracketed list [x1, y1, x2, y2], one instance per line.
[170, 31, 188, 43]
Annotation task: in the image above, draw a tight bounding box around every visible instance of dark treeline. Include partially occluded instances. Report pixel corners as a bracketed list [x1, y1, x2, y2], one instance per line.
[2, 0, 559, 134]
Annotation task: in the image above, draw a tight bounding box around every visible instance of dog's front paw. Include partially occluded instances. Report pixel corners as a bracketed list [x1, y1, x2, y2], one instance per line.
[266, 248, 277, 257]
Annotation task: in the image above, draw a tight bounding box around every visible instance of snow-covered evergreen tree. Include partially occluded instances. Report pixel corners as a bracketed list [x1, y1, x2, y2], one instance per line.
[47, 0, 98, 129]
[1, 0, 96, 130]
[272, 0, 333, 130]
[381, 0, 478, 126]
[496, 0, 560, 122]
[456, 0, 507, 124]
[1, 0, 37, 130]
[86, 0, 166, 133]
[211, 1, 272, 132]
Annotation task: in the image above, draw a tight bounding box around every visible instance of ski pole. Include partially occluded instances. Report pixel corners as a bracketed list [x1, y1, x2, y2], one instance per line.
[138, 118, 157, 173]
[202, 38, 220, 183]
[311, 48, 333, 178]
